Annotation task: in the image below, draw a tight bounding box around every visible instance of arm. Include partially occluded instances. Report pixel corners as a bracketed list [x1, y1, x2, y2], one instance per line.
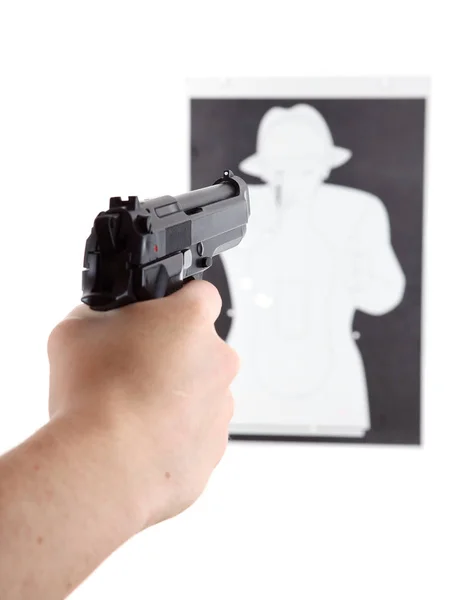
[349, 199, 406, 316]
[0, 281, 238, 600]
[0, 411, 147, 599]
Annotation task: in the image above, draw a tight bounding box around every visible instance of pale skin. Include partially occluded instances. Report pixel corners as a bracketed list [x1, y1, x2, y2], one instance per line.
[0, 280, 239, 600]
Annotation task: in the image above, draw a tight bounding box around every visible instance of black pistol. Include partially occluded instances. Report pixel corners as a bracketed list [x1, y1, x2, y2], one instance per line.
[81, 170, 250, 311]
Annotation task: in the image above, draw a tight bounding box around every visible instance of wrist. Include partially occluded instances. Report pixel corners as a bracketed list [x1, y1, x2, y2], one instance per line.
[49, 404, 153, 534]
[0, 403, 155, 599]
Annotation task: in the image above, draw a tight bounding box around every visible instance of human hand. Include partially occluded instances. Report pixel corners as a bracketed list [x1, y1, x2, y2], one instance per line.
[47, 280, 239, 529]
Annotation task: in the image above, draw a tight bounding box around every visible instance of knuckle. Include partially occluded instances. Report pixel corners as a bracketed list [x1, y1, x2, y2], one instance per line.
[185, 281, 222, 321]
[224, 345, 241, 378]
[198, 279, 221, 305]
[47, 318, 80, 356]
[213, 341, 240, 385]
[187, 292, 209, 319]
[168, 288, 208, 326]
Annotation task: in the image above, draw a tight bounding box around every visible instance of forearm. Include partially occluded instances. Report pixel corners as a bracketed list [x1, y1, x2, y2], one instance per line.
[0, 408, 148, 600]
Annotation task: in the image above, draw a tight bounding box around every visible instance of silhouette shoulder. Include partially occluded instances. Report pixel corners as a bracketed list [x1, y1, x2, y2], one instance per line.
[319, 184, 388, 224]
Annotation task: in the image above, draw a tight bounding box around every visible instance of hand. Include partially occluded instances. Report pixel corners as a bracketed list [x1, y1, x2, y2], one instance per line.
[47, 280, 239, 529]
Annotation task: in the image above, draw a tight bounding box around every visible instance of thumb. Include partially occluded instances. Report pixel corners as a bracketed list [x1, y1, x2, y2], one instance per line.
[64, 280, 222, 323]
[63, 303, 113, 321]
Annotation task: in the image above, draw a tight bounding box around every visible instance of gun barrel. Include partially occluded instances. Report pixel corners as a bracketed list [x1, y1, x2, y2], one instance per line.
[175, 181, 235, 211]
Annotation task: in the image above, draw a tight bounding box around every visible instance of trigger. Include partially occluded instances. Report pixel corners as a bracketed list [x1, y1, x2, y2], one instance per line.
[183, 249, 193, 271]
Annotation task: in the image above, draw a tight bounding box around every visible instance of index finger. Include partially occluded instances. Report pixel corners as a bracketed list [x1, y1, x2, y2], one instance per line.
[169, 279, 223, 324]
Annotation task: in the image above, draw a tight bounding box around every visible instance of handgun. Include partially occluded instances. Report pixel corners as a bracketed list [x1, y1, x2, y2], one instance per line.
[81, 170, 250, 311]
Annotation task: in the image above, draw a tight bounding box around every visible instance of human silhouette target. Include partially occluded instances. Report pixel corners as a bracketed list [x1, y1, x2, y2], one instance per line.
[190, 78, 426, 445]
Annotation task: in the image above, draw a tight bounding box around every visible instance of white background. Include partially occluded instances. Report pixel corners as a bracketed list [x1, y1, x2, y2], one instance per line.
[0, 2, 458, 599]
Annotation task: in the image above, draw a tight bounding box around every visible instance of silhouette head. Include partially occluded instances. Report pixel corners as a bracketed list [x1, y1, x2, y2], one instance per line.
[239, 104, 352, 203]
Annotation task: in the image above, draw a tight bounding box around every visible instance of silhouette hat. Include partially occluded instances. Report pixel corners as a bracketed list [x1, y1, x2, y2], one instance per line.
[239, 104, 352, 179]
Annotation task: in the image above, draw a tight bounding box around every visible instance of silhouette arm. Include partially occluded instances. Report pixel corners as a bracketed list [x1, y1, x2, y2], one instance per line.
[350, 199, 406, 315]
